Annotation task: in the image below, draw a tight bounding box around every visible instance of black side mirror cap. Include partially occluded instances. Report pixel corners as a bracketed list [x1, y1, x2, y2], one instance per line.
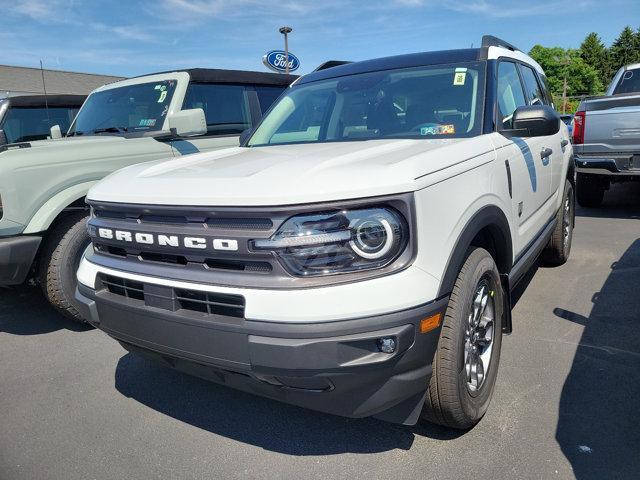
[239, 127, 254, 146]
[502, 105, 560, 137]
[0, 129, 7, 146]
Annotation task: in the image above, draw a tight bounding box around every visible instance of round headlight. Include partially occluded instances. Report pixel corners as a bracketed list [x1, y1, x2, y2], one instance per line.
[350, 217, 394, 259]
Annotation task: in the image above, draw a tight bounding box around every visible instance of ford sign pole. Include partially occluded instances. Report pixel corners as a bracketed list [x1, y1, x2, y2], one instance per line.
[279, 26, 292, 74]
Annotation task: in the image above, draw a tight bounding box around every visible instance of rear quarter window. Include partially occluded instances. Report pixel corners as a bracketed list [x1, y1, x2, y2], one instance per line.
[613, 68, 640, 95]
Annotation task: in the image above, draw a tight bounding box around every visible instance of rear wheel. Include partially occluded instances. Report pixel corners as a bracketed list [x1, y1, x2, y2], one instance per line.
[576, 173, 605, 208]
[542, 179, 574, 266]
[39, 212, 91, 323]
[420, 247, 503, 429]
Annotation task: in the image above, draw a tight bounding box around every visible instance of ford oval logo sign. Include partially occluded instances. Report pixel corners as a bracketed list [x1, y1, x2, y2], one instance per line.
[262, 50, 300, 73]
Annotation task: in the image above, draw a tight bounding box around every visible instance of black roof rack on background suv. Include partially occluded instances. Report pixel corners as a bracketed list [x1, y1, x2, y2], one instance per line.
[481, 35, 520, 52]
[314, 61, 353, 72]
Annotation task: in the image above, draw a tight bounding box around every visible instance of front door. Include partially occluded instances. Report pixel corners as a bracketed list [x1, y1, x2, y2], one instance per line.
[496, 60, 552, 254]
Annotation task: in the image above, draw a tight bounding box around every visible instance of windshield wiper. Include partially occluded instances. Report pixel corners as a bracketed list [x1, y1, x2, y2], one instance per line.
[92, 126, 129, 134]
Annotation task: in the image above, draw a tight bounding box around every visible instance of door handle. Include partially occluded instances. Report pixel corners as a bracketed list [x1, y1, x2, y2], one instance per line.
[540, 147, 553, 159]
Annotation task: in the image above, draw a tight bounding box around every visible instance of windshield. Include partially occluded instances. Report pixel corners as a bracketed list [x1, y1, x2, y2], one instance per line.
[1, 106, 79, 143]
[248, 62, 485, 147]
[613, 68, 640, 95]
[69, 80, 176, 136]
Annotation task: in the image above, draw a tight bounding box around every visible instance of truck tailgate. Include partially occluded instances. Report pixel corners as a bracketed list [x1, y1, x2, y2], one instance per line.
[579, 94, 640, 155]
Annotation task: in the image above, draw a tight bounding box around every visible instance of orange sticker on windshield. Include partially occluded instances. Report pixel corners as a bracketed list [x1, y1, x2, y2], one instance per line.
[420, 124, 456, 135]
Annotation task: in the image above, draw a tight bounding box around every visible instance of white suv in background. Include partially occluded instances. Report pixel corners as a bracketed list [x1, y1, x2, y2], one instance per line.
[76, 36, 574, 429]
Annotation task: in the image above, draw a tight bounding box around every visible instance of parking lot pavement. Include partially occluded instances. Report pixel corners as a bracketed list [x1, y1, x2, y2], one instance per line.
[1, 184, 639, 480]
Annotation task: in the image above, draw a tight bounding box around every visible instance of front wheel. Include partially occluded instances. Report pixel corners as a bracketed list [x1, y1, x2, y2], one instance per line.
[420, 247, 503, 429]
[39, 212, 91, 323]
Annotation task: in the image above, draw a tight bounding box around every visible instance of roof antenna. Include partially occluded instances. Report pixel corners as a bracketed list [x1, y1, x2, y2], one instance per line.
[39, 59, 51, 129]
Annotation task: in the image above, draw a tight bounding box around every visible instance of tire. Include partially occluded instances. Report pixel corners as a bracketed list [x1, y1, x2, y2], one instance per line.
[420, 247, 503, 429]
[576, 173, 605, 208]
[541, 179, 574, 266]
[39, 212, 91, 323]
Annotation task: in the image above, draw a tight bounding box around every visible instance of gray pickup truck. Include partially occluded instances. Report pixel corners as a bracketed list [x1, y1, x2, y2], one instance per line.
[573, 63, 640, 207]
[0, 69, 294, 321]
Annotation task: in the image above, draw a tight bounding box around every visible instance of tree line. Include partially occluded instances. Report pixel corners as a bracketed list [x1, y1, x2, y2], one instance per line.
[528, 26, 640, 112]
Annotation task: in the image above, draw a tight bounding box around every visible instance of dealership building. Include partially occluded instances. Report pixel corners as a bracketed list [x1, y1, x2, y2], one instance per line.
[0, 64, 123, 98]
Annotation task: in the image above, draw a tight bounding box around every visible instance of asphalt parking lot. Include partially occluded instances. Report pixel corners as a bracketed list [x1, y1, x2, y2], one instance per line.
[1, 183, 639, 480]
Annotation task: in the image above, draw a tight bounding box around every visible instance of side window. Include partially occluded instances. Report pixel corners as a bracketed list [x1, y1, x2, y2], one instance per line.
[520, 65, 546, 106]
[254, 86, 286, 112]
[496, 62, 527, 129]
[182, 83, 250, 135]
[538, 73, 554, 107]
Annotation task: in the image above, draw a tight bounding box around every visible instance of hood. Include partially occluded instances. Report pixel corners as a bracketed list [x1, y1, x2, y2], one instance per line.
[0, 134, 170, 178]
[88, 137, 496, 206]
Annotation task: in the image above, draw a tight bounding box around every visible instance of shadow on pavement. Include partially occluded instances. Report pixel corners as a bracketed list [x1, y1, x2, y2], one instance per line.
[0, 284, 92, 335]
[114, 352, 464, 456]
[553, 238, 640, 479]
[575, 182, 640, 219]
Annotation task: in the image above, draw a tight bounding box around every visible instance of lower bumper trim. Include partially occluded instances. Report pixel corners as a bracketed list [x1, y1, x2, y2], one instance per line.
[76, 282, 448, 425]
[0, 235, 41, 285]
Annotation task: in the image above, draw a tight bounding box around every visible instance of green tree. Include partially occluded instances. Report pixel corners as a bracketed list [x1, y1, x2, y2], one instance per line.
[580, 32, 613, 88]
[611, 26, 640, 69]
[529, 45, 603, 97]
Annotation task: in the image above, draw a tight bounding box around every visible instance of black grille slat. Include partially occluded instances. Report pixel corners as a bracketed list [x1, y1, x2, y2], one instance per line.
[99, 274, 245, 318]
[102, 276, 145, 301]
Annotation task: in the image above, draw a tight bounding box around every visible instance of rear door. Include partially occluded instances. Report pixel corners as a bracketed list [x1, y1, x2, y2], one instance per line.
[519, 63, 564, 203]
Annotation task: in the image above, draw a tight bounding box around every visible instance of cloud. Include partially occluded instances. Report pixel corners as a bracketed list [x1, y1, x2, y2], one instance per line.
[394, 0, 424, 5]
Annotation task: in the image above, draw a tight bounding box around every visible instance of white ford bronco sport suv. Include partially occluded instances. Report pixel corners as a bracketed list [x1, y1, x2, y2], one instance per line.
[76, 36, 574, 428]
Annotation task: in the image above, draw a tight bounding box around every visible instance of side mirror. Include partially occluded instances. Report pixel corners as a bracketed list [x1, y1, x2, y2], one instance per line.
[239, 127, 254, 146]
[0, 129, 7, 146]
[504, 105, 560, 137]
[167, 108, 207, 137]
[50, 124, 62, 139]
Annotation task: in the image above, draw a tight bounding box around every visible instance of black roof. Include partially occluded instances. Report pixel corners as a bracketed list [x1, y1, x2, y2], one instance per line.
[3, 94, 86, 108]
[132, 68, 297, 87]
[299, 48, 482, 85]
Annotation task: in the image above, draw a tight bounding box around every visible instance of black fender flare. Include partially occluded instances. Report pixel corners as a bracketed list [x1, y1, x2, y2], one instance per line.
[437, 204, 513, 297]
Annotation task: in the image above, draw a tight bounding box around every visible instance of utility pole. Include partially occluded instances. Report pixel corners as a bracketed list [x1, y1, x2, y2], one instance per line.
[555, 54, 571, 114]
[279, 26, 292, 74]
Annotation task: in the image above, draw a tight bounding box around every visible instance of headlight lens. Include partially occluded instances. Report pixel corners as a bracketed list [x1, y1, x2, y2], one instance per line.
[253, 207, 408, 276]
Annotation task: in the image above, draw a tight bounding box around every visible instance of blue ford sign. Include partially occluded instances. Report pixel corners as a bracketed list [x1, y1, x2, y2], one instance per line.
[262, 50, 300, 73]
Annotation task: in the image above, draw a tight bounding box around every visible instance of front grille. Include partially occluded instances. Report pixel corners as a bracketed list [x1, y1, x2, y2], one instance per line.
[94, 244, 273, 274]
[99, 274, 245, 318]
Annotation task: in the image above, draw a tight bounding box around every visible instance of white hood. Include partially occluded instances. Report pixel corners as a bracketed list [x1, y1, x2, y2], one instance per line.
[88, 137, 495, 206]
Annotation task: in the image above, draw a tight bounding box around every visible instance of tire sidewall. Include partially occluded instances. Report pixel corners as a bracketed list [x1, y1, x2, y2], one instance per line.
[454, 252, 503, 422]
[59, 218, 91, 306]
[562, 181, 574, 260]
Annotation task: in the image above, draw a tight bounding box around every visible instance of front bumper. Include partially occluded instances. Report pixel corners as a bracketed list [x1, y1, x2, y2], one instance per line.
[575, 154, 640, 177]
[76, 276, 447, 425]
[0, 235, 41, 285]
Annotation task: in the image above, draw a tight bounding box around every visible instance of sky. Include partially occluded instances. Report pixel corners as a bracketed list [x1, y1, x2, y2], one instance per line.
[1, 0, 639, 77]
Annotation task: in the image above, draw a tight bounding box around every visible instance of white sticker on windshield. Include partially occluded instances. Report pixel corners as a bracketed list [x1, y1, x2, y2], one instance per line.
[453, 67, 467, 86]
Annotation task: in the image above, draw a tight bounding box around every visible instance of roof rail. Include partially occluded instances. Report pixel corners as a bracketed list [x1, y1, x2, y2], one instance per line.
[481, 35, 520, 52]
[314, 60, 352, 72]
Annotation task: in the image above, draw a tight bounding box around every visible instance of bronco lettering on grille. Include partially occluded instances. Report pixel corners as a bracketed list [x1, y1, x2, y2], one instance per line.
[96, 228, 239, 251]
